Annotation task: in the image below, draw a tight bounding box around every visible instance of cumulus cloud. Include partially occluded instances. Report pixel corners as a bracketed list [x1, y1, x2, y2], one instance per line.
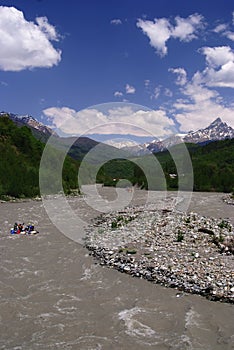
[169, 68, 187, 85]
[137, 17, 171, 56]
[199, 46, 234, 88]
[225, 31, 234, 41]
[213, 14, 234, 41]
[144, 79, 150, 87]
[169, 43, 234, 131]
[114, 91, 123, 97]
[43, 105, 175, 138]
[164, 88, 173, 97]
[144, 80, 172, 99]
[125, 84, 136, 94]
[0, 6, 61, 71]
[137, 13, 204, 57]
[152, 86, 161, 99]
[213, 23, 228, 33]
[35, 16, 59, 41]
[172, 14, 204, 42]
[172, 73, 234, 131]
[110, 19, 122, 25]
[213, 24, 234, 41]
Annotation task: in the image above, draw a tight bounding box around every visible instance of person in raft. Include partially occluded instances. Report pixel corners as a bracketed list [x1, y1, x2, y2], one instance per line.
[17, 223, 24, 233]
[10, 223, 38, 234]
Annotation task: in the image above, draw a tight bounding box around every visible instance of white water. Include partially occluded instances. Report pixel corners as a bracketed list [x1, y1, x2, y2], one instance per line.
[0, 189, 233, 349]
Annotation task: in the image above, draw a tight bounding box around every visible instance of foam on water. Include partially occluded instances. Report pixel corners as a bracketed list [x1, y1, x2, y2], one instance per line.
[118, 307, 157, 338]
[117, 306, 192, 348]
[0, 190, 234, 350]
[80, 264, 99, 281]
[185, 307, 201, 329]
[118, 307, 161, 344]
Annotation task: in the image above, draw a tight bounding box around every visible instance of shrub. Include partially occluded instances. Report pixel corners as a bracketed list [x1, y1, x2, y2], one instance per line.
[177, 230, 184, 242]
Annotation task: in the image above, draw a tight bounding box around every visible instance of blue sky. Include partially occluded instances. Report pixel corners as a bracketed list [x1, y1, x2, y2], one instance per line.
[0, 0, 234, 141]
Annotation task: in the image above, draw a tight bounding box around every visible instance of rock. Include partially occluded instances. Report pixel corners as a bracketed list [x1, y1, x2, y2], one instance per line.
[85, 203, 234, 304]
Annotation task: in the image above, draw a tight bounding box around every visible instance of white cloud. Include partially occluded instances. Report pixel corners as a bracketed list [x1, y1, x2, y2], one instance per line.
[137, 13, 204, 57]
[169, 67, 187, 85]
[172, 14, 204, 42]
[43, 105, 175, 138]
[199, 46, 234, 88]
[172, 74, 234, 131]
[152, 86, 161, 99]
[169, 43, 234, 131]
[213, 17, 234, 41]
[35, 16, 59, 41]
[200, 46, 234, 67]
[125, 84, 136, 94]
[110, 19, 122, 25]
[213, 24, 234, 41]
[144, 79, 150, 87]
[0, 6, 61, 71]
[213, 23, 228, 33]
[114, 91, 123, 97]
[137, 17, 171, 56]
[224, 31, 234, 41]
[144, 80, 172, 99]
[164, 88, 173, 97]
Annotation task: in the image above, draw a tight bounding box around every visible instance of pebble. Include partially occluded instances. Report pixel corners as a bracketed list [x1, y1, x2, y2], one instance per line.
[223, 193, 234, 206]
[85, 202, 234, 304]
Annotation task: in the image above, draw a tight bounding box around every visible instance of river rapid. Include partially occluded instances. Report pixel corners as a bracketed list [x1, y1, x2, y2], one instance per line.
[0, 189, 233, 350]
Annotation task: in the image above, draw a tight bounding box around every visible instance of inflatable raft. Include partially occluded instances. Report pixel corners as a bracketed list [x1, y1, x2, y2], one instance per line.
[10, 223, 39, 235]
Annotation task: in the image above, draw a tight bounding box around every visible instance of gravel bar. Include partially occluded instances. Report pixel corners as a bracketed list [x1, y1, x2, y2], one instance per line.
[85, 203, 234, 304]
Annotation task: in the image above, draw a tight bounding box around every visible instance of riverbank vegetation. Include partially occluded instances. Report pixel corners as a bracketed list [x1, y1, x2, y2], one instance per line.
[0, 116, 79, 199]
[97, 139, 234, 193]
[0, 115, 233, 198]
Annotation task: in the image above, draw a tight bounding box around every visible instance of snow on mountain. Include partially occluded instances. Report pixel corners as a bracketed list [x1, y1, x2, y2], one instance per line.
[183, 117, 234, 143]
[104, 139, 139, 149]
[103, 138, 151, 156]
[1, 111, 233, 155]
[122, 117, 234, 155]
[0, 111, 57, 138]
[121, 144, 151, 156]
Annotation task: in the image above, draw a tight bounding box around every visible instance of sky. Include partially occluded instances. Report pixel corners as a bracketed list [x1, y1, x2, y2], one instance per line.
[0, 0, 234, 142]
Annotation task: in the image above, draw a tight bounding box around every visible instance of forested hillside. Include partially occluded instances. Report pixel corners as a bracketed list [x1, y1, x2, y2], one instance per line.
[1, 114, 233, 198]
[0, 116, 79, 198]
[97, 139, 234, 193]
[158, 139, 234, 192]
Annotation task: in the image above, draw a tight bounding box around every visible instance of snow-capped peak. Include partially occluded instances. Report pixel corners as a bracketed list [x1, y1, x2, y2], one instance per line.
[184, 117, 234, 143]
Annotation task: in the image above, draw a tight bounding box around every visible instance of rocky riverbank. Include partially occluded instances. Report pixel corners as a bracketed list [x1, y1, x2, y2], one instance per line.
[223, 193, 234, 206]
[85, 204, 234, 303]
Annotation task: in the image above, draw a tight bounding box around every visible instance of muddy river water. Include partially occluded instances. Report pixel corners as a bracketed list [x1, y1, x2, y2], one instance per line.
[0, 188, 233, 349]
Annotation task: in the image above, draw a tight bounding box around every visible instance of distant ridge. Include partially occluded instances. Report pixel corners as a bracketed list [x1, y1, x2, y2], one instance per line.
[123, 118, 234, 155]
[0, 111, 128, 162]
[1, 111, 234, 156]
[183, 117, 234, 143]
[0, 111, 57, 142]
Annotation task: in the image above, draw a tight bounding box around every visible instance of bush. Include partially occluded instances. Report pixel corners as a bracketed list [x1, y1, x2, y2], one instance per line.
[177, 230, 184, 242]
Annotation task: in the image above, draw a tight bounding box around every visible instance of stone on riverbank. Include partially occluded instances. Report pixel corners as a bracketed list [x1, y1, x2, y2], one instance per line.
[85, 204, 234, 303]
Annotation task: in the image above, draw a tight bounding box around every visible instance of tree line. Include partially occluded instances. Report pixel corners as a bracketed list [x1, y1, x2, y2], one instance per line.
[0, 114, 233, 198]
[97, 139, 234, 193]
[0, 116, 79, 199]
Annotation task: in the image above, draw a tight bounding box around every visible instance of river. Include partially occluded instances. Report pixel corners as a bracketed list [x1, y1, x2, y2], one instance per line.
[0, 188, 233, 349]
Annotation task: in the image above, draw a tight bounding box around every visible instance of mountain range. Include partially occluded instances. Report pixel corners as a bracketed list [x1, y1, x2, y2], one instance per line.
[0, 111, 56, 142]
[123, 117, 234, 155]
[0, 111, 233, 196]
[0, 112, 234, 157]
[0, 112, 126, 162]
